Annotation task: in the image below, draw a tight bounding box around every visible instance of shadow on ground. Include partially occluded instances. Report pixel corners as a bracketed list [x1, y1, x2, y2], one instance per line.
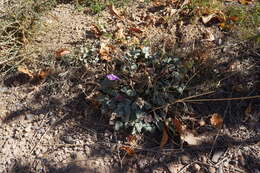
[2, 40, 260, 173]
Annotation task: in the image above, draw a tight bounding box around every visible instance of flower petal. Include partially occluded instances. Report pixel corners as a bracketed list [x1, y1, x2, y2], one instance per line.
[106, 74, 120, 80]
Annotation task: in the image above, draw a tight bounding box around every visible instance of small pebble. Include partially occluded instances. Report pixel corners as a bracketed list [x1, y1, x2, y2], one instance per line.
[193, 163, 201, 172]
[212, 149, 225, 163]
[0, 87, 8, 93]
[180, 154, 190, 164]
[63, 136, 74, 144]
[209, 167, 216, 173]
[25, 114, 34, 120]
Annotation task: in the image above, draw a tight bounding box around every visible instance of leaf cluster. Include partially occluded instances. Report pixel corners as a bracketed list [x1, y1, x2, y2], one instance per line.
[93, 47, 195, 134]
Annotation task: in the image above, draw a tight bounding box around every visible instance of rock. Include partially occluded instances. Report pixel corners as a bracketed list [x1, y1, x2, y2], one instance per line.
[192, 163, 201, 172]
[167, 163, 183, 173]
[212, 149, 225, 163]
[209, 167, 216, 173]
[138, 159, 149, 168]
[63, 136, 74, 144]
[24, 124, 31, 132]
[181, 154, 190, 164]
[216, 164, 223, 173]
[25, 114, 34, 120]
[49, 117, 56, 125]
[0, 87, 8, 92]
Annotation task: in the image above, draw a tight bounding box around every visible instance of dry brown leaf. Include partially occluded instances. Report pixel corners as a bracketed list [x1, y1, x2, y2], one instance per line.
[172, 118, 183, 134]
[218, 22, 226, 29]
[160, 125, 169, 149]
[99, 42, 112, 61]
[202, 13, 225, 25]
[90, 24, 102, 38]
[153, 0, 166, 6]
[55, 48, 70, 57]
[38, 69, 51, 80]
[201, 14, 216, 24]
[108, 4, 123, 19]
[229, 16, 239, 22]
[115, 23, 125, 40]
[239, 0, 252, 5]
[127, 135, 137, 146]
[17, 66, 34, 78]
[210, 113, 223, 128]
[128, 27, 143, 34]
[119, 146, 135, 156]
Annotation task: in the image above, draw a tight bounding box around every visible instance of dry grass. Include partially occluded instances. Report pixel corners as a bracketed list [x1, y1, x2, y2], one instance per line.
[0, 0, 57, 74]
[0, 0, 258, 75]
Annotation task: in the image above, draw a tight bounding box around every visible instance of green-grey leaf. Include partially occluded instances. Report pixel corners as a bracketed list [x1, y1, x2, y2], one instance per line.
[115, 121, 124, 131]
[121, 87, 136, 97]
[135, 122, 143, 133]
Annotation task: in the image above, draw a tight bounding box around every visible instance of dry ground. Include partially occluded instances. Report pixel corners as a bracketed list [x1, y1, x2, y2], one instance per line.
[0, 1, 259, 173]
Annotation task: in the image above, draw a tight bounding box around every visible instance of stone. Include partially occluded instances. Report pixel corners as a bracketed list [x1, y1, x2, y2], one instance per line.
[25, 114, 34, 120]
[63, 136, 74, 144]
[208, 167, 216, 173]
[192, 163, 201, 172]
[212, 149, 225, 163]
[167, 163, 183, 173]
[181, 154, 190, 164]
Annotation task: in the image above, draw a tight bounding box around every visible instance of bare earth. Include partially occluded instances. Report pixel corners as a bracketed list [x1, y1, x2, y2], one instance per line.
[0, 2, 259, 173]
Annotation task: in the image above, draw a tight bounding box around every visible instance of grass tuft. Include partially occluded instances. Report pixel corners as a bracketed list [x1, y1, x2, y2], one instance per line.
[0, 0, 57, 73]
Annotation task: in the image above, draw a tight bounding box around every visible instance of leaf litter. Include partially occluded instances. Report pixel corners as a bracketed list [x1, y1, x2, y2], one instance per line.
[2, 0, 260, 172]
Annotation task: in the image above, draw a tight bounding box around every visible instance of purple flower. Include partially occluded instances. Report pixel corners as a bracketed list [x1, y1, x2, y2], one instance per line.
[106, 74, 120, 81]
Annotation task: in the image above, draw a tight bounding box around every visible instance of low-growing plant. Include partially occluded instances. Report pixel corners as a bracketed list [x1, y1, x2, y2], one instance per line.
[90, 47, 196, 134]
[76, 0, 131, 13]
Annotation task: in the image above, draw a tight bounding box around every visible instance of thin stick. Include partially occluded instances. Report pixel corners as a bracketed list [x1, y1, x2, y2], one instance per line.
[182, 95, 260, 102]
[151, 91, 215, 112]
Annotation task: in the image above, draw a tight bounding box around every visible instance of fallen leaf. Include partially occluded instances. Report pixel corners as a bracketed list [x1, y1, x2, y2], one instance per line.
[17, 66, 34, 78]
[229, 16, 239, 22]
[218, 22, 226, 29]
[239, 0, 252, 5]
[210, 113, 223, 128]
[90, 24, 102, 38]
[38, 69, 51, 80]
[152, 0, 166, 6]
[119, 146, 135, 156]
[172, 118, 183, 134]
[201, 13, 216, 24]
[160, 124, 169, 149]
[108, 4, 123, 19]
[115, 23, 125, 40]
[99, 41, 112, 61]
[202, 13, 225, 25]
[128, 27, 143, 34]
[55, 48, 70, 57]
[127, 135, 137, 146]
